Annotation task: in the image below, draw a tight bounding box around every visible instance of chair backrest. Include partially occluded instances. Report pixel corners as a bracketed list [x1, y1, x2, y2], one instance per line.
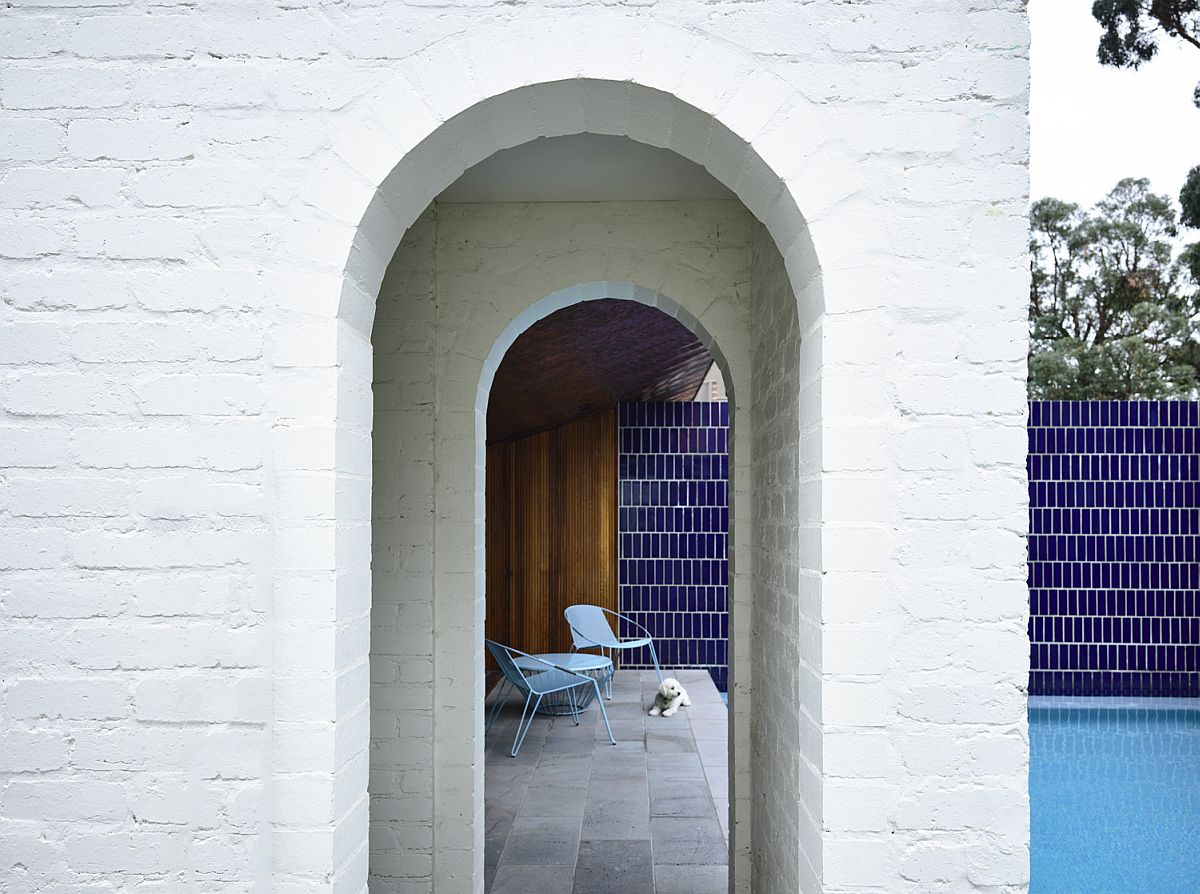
[564, 604, 619, 649]
[485, 640, 531, 694]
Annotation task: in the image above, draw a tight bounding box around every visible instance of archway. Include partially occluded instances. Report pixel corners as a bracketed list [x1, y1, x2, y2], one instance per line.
[304, 61, 825, 893]
[478, 287, 735, 890]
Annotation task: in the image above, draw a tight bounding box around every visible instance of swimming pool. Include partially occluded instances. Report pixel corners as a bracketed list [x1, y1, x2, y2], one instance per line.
[1029, 697, 1200, 893]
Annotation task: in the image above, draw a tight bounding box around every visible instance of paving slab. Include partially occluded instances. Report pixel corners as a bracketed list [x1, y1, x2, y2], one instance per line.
[652, 864, 728, 894]
[573, 839, 654, 894]
[485, 669, 728, 892]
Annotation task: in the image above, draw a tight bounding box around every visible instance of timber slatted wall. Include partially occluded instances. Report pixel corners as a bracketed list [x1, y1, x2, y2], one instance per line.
[486, 410, 617, 666]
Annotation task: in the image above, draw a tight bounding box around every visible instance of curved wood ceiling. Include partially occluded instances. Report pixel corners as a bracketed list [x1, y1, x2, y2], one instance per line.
[487, 299, 712, 443]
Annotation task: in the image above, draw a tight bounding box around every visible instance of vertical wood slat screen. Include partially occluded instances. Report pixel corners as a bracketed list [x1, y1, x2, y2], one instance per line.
[485, 410, 617, 670]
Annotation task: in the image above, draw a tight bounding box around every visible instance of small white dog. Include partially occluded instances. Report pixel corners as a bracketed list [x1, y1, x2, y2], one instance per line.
[648, 677, 691, 717]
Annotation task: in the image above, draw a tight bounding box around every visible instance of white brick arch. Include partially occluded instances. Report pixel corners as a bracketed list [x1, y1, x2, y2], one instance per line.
[295, 14, 830, 331]
[282, 22, 832, 894]
[332, 69, 824, 337]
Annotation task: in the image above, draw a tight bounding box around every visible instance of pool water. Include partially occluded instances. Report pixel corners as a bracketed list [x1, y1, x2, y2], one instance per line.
[1030, 697, 1200, 893]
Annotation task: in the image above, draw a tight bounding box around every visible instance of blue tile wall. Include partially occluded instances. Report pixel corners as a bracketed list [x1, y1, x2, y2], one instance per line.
[1028, 400, 1199, 697]
[617, 401, 729, 691]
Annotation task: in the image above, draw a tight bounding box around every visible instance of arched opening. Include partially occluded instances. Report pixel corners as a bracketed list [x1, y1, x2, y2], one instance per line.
[331, 77, 823, 893]
[479, 292, 733, 891]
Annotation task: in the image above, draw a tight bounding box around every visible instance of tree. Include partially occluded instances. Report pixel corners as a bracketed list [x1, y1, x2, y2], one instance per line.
[1093, 2, 1200, 240]
[1181, 164, 1200, 227]
[1029, 179, 1200, 398]
[1093, 1, 1200, 86]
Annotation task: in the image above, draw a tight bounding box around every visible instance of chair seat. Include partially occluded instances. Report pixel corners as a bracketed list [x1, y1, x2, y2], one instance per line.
[610, 637, 652, 649]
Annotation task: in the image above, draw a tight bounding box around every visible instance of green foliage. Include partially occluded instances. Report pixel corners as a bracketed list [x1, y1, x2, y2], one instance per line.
[1181, 164, 1200, 228]
[1093, 1, 1200, 67]
[1029, 179, 1200, 399]
[1093, 0, 1163, 67]
[1094, 0, 1200, 113]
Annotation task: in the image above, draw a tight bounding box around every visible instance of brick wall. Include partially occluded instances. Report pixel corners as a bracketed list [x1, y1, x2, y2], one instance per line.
[1028, 400, 1199, 697]
[616, 400, 730, 691]
[0, 5, 1031, 890]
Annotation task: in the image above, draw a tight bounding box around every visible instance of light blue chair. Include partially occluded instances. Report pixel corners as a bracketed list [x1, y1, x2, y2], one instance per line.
[485, 640, 616, 757]
[564, 605, 663, 697]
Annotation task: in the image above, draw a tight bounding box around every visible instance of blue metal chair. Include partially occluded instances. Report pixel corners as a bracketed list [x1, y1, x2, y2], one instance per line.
[485, 640, 616, 757]
[564, 605, 663, 697]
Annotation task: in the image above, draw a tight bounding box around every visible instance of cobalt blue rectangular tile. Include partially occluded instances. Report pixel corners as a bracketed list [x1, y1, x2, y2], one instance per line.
[1026, 400, 1199, 699]
[618, 401, 730, 691]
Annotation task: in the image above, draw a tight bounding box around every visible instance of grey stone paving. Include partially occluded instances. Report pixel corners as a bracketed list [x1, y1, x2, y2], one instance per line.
[484, 669, 728, 894]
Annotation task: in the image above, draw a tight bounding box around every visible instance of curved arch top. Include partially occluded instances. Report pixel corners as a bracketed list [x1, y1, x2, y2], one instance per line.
[476, 281, 739, 416]
[295, 17, 828, 337]
[338, 77, 822, 333]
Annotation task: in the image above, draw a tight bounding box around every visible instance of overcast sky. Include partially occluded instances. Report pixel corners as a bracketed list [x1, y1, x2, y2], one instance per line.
[1030, 0, 1200, 212]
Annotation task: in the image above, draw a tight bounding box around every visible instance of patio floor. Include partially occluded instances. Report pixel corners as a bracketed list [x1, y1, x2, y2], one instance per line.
[484, 669, 729, 894]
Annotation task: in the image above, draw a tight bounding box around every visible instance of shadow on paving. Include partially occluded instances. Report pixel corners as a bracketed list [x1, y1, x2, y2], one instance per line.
[484, 669, 728, 894]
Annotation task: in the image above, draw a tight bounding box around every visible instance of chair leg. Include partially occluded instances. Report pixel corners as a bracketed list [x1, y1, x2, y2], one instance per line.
[566, 686, 580, 725]
[605, 647, 613, 699]
[592, 680, 616, 745]
[648, 641, 664, 684]
[486, 678, 512, 734]
[511, 693, 542, 757]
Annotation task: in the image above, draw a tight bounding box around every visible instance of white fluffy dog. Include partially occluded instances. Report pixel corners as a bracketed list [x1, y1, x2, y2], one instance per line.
[648, 677, 691, 717]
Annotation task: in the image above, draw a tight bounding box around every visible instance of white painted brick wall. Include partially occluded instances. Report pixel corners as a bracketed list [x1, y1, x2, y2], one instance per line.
[0, 2, 1029, 892]
[748, 221, 816, 893]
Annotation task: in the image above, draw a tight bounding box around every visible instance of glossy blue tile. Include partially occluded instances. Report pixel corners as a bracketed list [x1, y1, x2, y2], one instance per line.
[618, 401, 730, 691]
[1027, 400, 1199, 697]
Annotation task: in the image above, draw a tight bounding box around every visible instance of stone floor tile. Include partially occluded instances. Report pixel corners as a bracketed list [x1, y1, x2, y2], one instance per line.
[592, 743, 647, 766]
[486, 774, 531, 812]
[588, 775, 650, 800]
[694, 739, 727, 768]
[491, 863, 577, 893]
[591, 761, 647, 784]
[702, 765, 728, 799]
[652, 863, 728, 894]
[650, 815, 727, 866]
[582, 795, 651, 840]
[646, 752, 704, 779]
[712, 798, 730, 840]
[499, 816, 582, 865]
[519, 783, 589, 819]
[572, 839, 654, 894]
[649, 779, 715, 818]
[531, 754, 592, 788]
[645, 732, 697, 753]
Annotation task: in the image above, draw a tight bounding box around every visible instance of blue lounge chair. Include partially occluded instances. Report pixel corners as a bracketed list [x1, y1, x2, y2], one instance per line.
[564, 605, 663, 696]
[485, 640, 616, 757]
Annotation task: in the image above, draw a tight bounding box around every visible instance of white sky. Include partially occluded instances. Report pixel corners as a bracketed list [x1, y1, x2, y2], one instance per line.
[1030, 0, 1200, 211]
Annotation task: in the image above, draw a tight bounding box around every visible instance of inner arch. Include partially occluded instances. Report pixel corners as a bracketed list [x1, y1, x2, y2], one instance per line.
[477, 282, 737, 418]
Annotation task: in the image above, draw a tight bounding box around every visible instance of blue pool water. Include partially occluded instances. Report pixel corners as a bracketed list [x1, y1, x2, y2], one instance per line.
[1030, 697, 1200, 893]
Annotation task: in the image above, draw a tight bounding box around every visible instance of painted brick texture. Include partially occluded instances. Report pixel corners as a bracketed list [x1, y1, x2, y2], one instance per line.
[0, 4, 1030, 893]
[1028, 400, 1199, 698]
